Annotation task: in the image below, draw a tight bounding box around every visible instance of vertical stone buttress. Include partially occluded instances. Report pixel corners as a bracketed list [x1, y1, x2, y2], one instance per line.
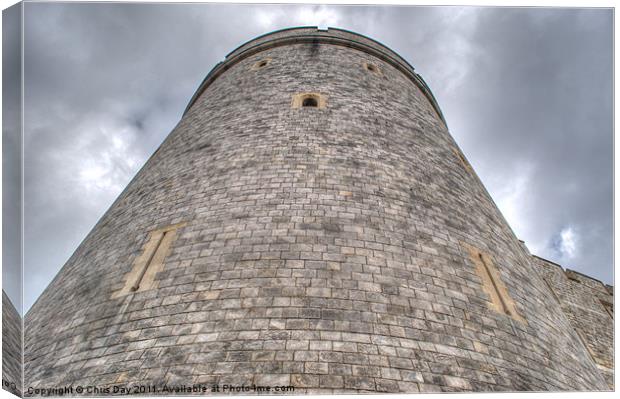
[24, 27, 609, 393]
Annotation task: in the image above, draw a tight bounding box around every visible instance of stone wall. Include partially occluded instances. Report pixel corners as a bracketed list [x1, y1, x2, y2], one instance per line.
[24, 27, 609, 394]
[534, 256, 614, 388]
[3, 290, 22, 397]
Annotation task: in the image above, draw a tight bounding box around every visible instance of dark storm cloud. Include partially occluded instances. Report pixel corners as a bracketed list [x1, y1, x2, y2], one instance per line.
[2, 2, 23, 310]
[448, 8, 613, 282]
[20, 3, 612, 311]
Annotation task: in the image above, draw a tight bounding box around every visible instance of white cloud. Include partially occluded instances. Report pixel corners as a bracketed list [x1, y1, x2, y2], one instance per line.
[484, 162, 538, 247]
[296, 5, 342, 27]
[255, 9, 282, 29]
[67, 122, 140, 196]
[558, 226, 579, 259]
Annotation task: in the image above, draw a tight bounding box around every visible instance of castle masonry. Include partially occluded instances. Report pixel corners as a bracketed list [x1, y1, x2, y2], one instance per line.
[535, 256, 614, 388]
[23, 27, 612, 394]
[3, 291, 22, 396]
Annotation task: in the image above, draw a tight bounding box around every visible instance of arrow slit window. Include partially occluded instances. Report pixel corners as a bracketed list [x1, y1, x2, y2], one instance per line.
[112, 222, 186, 298]
[462, 242, 526, 323]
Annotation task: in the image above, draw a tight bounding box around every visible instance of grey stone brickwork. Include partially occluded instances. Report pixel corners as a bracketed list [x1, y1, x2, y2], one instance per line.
[24, 27, 611, 394]
[3, 290, 22, 397]
[535, 256, 614, 388]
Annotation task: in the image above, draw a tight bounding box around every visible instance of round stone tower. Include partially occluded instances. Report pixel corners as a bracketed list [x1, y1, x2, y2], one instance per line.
[25, 27, 608, 393]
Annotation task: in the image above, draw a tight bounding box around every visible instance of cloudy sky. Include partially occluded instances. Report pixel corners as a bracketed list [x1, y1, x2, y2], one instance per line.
[7, 2, 613, 312]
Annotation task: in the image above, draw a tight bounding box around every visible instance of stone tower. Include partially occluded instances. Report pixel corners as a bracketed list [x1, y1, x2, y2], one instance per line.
[24, 27, 610, 393]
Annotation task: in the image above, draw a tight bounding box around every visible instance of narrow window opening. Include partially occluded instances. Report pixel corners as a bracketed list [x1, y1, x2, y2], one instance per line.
[132, 231, 168, 291]
[112, 222, 186, 298]
[462, 242, 526, 323]
[302, 97, 318, 107]
[478, 253, 512, 316]
[258, 60, 268, 68]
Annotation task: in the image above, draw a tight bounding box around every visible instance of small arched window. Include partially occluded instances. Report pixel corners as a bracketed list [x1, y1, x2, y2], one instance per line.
[251, 58, 272, 70]
[302, 97, 318, 107]
[363, 61, 382, 76]
[292, 93, 327, 109]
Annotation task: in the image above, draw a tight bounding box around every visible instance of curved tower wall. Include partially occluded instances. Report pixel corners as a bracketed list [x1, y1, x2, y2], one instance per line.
[25, 27, 608, 393]
[3, 291, 22, 396]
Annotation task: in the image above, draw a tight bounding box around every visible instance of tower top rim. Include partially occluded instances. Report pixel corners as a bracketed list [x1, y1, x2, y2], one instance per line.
[225, 26, 413, 69]
[183, 27, 446, 126]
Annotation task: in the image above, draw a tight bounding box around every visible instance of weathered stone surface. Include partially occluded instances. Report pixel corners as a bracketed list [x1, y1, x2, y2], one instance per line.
[2, 290, 22, 397]
[535, 256, 614, 389]
[23, 27, 610, 394]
